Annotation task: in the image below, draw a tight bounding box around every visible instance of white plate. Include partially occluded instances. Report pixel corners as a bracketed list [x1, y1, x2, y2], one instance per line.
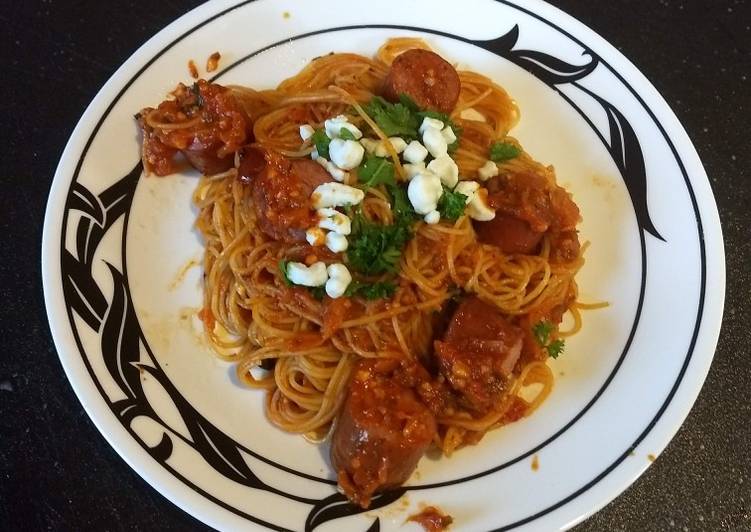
[41, 0, 724, 530]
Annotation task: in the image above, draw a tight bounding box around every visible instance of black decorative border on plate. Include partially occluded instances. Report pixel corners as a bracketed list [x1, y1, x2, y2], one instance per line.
[56, 1, 707, 530]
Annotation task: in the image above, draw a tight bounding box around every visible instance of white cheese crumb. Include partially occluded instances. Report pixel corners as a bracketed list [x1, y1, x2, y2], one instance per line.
[403, 162, 426, 181]
[286, 261, 328, 287]
[360, 138, 379, 154]
[422, 127, 448, 158]
[314, 157, 348, 182]
[312, 182, 365, 209]
[325, 232, 349, 253]
[403, 140, 429, 163]
[329, 139, 365, 170]
[316, 208, 351, 235]
[477, 160, 499, 181]
[325, 263, 352, 298]
[455, 181, 495, 221]
[424, 210, 440, 224]
[299, 124, 315, 141]
[441, 126, 457, 145]
[427, 155, 459, 188]
[374, 137, 408, 157]
[305, 227, 326, 246]
[324, 115, 362, 139]
[419, 117, 445, 135]
[408, 171, 443, 215]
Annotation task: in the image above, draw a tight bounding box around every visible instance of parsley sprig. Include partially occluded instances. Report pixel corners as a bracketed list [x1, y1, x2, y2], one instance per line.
[357, 154, 395, 189]
[311, 128, 331, 158]
[532, 320, 565, 359]
[361, 94, 462, 150]
[437, 186, 468, 221]
[489, 141, 521, 162]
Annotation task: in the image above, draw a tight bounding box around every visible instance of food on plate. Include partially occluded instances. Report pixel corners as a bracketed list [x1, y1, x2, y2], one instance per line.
[137, 37, 588, 508]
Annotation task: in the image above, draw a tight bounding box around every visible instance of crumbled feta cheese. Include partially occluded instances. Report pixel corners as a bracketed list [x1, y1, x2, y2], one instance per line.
[422, 127, 448, 158]
[427, 155, 459, 188]
[459, 108, 486, 122]
[314, 157, 348, 182]
[329, 139, 365, 170]
[286, 261, 328, 287]
[408, 171, 443, 215]
[403, 162, 426, 181]
[419, 117, 445, 135]
[317, 208, 351, 235]
[325, 263, 352, 299]
[360, 138, 379, 154]
[312, 182, 365, 209]
[454, 180, 480, 202]
[403, 140, 428, 163]
[374, 137, 407, 157]
[455, 181, 495, 221]
[441, 126, 457, 145]
[424, 210, 440, 224]
[305, 227, 326, 246]
[477, 160, 499, 181]
[299, 124, 315, 141]
[324, 115, 362, 139]
[325, 232, 349, 253]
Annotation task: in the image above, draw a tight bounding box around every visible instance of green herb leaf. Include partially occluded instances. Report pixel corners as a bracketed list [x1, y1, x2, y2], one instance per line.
[547, 338, 565, 359]
[279, 260, 293, 287]
[363, 96, 420, 138]
[311, 128, 331, 159]
[532, 320, 565, 359]
[308, 285, 326, 300]
[532, 320, 553, 346]
[357, 155, 396, 188]
[398, 93, 420, 112]
[345, 280, 397, 300]
[489, 141, 521, 162]
[437, 186, 468, 221]
[347, 210, 412, 275]
[386, 183, 416, 221]
[339, 127, 356, 141]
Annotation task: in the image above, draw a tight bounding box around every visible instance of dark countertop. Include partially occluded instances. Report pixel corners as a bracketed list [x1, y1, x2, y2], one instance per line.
[1, 1, 748, 530]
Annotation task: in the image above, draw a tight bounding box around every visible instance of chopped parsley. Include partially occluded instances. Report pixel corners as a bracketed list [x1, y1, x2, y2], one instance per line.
[339, 127, 356, 141]
[311, 128, 331, 158]
[386, 183, 416, 221]
[345, 280, 397, 300]
[532, 320, 565, 359]
[357, 155, 396, 188]
[363, 96, 420, 138]
[308, 285, 326, 300]
[489, 141, 521, 162]
[347, 209, 412, 275]
[360, 94, 463, 150]
[437, 186, 468, 221]
[278, 260, 293, 286]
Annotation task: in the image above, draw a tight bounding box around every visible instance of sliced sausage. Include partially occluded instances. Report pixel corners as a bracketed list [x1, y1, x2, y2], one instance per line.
[474, 214, 544, 255]
[434, 297, 523, 414]
[138, 80, 250, 176]
[331, 358, 436, 508]
[240, 148, 331, 242]
[382, 49, 461, 114]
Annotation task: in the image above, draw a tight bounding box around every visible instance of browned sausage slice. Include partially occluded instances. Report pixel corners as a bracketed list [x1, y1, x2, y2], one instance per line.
[434, 297, 523, 414]
[239, 148, 331, 242]
[331, 359, 436, 508]
[382, 49, 461, 114]
[474, 214, 545, 255]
